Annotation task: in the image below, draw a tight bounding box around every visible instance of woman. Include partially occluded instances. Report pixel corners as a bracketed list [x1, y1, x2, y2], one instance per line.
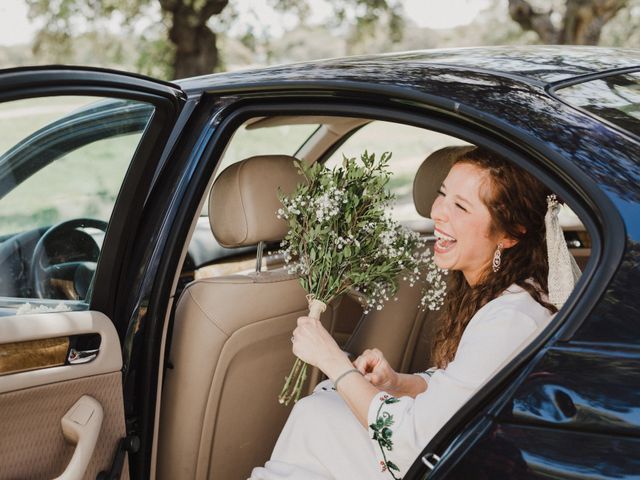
[250, 147, 564, 480]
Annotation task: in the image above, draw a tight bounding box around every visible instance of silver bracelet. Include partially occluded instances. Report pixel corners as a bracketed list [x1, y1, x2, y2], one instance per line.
[333, 368, 362, 391]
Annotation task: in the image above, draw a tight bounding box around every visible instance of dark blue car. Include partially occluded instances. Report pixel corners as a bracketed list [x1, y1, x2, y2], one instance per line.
[0, 46, 638, 479]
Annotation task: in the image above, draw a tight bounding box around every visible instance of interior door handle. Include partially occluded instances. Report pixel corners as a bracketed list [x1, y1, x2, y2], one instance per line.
[53, 395, 104, 480]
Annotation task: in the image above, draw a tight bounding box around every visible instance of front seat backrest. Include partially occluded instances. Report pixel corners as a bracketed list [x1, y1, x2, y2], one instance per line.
[157, 155, 337, 480]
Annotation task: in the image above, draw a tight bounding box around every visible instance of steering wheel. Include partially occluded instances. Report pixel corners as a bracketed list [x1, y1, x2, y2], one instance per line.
[30, 218, 108, 300]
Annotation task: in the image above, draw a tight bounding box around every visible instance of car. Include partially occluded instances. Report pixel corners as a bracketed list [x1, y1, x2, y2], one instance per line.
[0, 45, 638, 480]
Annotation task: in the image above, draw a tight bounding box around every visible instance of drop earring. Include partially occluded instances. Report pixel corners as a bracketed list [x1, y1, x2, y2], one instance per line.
[492, 242, 504, 273]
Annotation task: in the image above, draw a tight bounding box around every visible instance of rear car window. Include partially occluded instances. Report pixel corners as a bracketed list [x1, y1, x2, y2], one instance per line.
[325, 121, 471, 227]
[554, 71, 640, 137]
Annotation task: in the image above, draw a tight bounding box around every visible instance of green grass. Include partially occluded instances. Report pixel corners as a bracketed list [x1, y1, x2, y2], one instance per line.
[0, 96, 101, 153]
[0, 113, 469, 235]
[0, 95, 151, 235]
[215, 124, 319, 174]
[0, 133, 142, 236]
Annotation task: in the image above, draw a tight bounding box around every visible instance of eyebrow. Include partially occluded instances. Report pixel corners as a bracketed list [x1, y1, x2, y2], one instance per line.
[454, 194, 472, 207]
[440, 183, 473, 207]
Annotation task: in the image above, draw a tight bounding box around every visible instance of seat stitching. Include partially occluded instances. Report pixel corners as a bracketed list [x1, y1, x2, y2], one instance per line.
[237, 159, 249, 244]
[186, 288, 231, 337]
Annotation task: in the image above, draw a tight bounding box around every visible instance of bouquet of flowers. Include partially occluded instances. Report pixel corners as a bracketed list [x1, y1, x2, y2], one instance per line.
[276, 151, 446, 405]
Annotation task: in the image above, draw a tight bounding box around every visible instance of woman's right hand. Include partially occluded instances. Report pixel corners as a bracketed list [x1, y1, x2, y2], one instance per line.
[353, 348, 399, 392]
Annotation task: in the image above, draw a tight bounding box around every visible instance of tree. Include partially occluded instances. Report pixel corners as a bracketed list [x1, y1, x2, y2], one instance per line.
[272, 0, 404, 52]
[159, 0, 227, 78]
[508, 0, 629, 44]
[27, 0, 404, 79]
[27, 0, 228, 79]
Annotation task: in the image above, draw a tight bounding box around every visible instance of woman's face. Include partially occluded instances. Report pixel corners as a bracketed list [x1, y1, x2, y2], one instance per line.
[430, 162, 510, 286]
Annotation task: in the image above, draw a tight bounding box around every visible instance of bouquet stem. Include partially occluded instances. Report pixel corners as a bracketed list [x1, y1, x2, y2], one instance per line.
[278, 297, 327, 405]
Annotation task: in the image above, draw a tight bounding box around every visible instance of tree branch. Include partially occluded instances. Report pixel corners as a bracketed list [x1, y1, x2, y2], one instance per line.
[562, 0, 628, 44]
[508, 0, 559, 43]
[158, 0, 181, 13]
[200, 0, 228, 19]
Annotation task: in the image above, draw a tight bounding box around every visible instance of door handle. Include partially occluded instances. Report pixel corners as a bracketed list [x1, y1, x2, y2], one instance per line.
[53, 395, 104, 480]
[67, 347, 100, 364]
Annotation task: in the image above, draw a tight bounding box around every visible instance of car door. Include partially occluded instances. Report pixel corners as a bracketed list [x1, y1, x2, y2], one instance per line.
[0, 68, 186, 480]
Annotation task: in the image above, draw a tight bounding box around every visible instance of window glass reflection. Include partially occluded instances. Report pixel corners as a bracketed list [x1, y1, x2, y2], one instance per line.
[556, 72, 640, 136]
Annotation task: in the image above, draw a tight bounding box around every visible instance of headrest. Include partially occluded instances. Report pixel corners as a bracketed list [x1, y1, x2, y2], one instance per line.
[209, 155, 304, 248]
[413, 145, 476, 217]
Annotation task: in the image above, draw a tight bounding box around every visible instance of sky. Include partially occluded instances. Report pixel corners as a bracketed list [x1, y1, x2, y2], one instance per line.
[0, 0, 493, 47]
[0, 0, 34, 46]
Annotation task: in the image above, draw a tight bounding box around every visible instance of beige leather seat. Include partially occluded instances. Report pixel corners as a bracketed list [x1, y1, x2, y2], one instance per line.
[157, 155, 337, 480]
[345, 146, 474, 372]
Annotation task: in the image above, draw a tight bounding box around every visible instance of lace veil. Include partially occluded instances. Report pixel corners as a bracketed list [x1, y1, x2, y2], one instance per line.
[545, 194, 582, 309]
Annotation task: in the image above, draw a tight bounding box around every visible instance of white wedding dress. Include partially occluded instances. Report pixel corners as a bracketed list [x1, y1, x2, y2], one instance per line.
[249, 284, 552, 480]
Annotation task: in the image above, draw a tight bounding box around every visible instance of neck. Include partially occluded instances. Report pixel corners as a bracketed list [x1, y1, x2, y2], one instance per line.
[463, 270, 481, 287]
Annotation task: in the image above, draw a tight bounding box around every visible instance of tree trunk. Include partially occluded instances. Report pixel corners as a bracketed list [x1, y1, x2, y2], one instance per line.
[508, 0, 628, 45]
[508, 0, 559, 43]
[160, 0, 229, 79]
[561, 0, 628, 44]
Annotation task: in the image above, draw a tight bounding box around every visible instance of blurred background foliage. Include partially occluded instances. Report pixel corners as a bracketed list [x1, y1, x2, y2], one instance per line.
[0, 0, 637, 79]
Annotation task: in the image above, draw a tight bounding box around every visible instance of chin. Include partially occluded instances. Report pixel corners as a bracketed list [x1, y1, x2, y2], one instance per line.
[433, 254, 453, 271]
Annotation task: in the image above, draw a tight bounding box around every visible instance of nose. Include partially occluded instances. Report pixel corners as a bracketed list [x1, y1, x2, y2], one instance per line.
[430, 195, 447, 222]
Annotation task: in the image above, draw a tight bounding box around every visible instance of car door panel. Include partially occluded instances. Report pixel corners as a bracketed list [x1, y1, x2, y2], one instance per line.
[431, 421, 640, 478]
[0, 311, 127, 479]
[0, 67, 189, 478]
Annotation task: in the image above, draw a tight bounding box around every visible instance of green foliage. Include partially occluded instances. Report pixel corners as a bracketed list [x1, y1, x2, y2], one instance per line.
[272, 0, 404, 42]
[14, 0, 639, 76]
[278, 151, 437, 311]
[25, 0, 225, 78]
[136, 34, 175, 80]
[277, 151, 447, 405]
[26, 0, 159, 71]
[269, 0, 405, 57]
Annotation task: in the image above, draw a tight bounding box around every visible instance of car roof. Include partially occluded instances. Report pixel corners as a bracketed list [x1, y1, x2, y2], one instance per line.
[176, 45, 640, 93]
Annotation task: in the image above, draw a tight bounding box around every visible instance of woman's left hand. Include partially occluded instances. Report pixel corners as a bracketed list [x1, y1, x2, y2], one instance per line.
[292, 316, 350, 377]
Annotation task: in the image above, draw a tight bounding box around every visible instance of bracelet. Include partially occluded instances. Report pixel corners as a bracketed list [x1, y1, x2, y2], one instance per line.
[333, 368, 363, 391]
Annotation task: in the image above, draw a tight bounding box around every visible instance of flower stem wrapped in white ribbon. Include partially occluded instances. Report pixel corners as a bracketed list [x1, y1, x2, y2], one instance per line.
[276, 151, 447, 405]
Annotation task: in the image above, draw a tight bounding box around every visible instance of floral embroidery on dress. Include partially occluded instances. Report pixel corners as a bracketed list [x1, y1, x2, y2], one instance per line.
[370, 395, 402, 479]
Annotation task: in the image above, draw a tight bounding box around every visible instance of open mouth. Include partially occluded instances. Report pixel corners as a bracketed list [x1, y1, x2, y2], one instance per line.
[434, 228, 457, 253]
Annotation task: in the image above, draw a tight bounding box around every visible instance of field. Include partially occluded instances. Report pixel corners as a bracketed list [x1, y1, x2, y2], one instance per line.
[0, 96, 145, 236]
[0, 102, 468, 236]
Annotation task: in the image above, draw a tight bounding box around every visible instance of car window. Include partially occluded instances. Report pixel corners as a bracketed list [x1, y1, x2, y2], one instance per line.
[324, 121, 587, 235]
[554, 71, 640, 137]
[325, 121, 471, 225]
[0, 95, 154, 314]
[200, 123, 319, 217]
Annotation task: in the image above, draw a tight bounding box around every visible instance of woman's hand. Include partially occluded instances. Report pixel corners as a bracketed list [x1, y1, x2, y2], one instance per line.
[292, 316, 351, 378]
[353, 348, 399, 392]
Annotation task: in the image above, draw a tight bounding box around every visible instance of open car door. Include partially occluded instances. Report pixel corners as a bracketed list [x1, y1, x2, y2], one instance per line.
[0, 67, 186, 479]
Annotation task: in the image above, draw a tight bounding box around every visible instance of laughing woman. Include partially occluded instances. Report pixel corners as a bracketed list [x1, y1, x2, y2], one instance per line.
[250, 147, 578, 480]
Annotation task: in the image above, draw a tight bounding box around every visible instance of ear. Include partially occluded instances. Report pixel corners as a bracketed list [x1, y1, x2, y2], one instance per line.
[500, 225, 526, 249]
[501, 237, 519, 249]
